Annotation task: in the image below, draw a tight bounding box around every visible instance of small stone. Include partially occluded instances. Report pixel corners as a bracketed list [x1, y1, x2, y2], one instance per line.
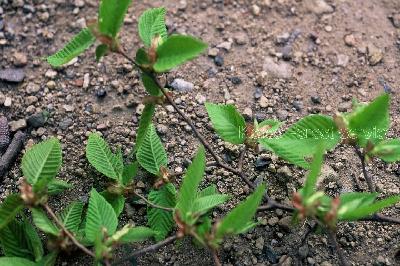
[278, 216, 292, 232]
[9, 119, 27, 132]
[277, 109, 288, 120]
[83, 73, 90, 89]
[242, 107, 253, 119]
[4, 97, 11, 107]
[320, 261, 333, 266]
[208, 48, 219, 57]
[195, 94, 206, 104]
[45, 69, 57, 79]
[277, 166, 292, 177]
[234, 32, 248, 45]
[337, 54, 349, 67]
[268, 217, 279, 226]
[324, 25, 332, 32]
[367, 44, 383, 66]
[298, 245, 309, 259]
[74, 0, 85, 7]
[279, 255, 293, 266]
[255, 237, 264, 250]
[136, 181, 146, 188]
[96, 124, 107, 131]
[255, 156, 270, 170]
[46, 80, 56, 90]
[259, 95, 268, 108]
[96, 88, 107, 98]
[230, 76, 242, 85]
[157, 124, 168, 135]
[389, 13, 400, 28]
[63, 105, 75, 112]
[344, 34, 356, 47]
[25, 96, 38, 105]
[251, 4, 261, 16]
[0, 68, 25, 83]
[263, 57, 293, 79]
[27, 113, 46, 128]
[311, 95, 321, 104]
[338, 101, 352, 112]
[306, 0, 334, 15]
[136, 104, 145, 115]
[214, 55, 224, 66]
[26, 82, 40, 94]
[171, 79, 194, 92]
[13, 52, 28, 67]
[217, 41, 232, 51]
[276, 32, 290, 44]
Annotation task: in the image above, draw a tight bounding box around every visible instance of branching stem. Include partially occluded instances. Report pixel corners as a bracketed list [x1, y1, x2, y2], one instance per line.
[354, 147, 375, 192]
[133, 191, 173, 211]
[327, 230, 349, 266]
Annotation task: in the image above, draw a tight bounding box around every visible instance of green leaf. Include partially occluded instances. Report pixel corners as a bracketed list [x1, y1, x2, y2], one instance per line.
[153, 35, 207, 73]
[216, 184, 265, 240]
[254, 119, 283, 137]
[85, 189, 118, 242]
[205, 103, 246, 144]
[175, 146, 206, 224]
[339, 194, 400, 221]
[23, 218, 44, 262]
[259, 115, 340, 169]
[98, 0, 132, 38]
[0, 220, 33, 259]
[37, 251, 59, 266]
[300, 146, 324, 200]
[136, 48, 151, 67]
[142, 72, 162, 96]
[100, 191, 125, 217]
[0, 194, 24, 229]
[59, 201, 84, 233]
[192, 194, 230, 215]
[86, 133, 123, 180]
[47, 28, 96, 67]
[135, 104, 156, 152]
[347, 93, 390, 147]
[95, 44, 109, 61]
[22, 138, 62, 191]
[31, 208, 60, 236]
[137, 124, 168, 175]
[0, 257, 36, 266]
[147, 183, 176, 241]
[197, 185, 218, 198]
[47, 179, 72, 195]
[138, 7, 168, 47]
[119, 226, 155, 243]
[122, 162, 138, 186]
[370, 139, 400, 162]
[337, 192, 377, 220]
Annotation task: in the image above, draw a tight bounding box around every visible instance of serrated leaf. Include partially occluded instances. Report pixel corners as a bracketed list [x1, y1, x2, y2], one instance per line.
[197, 185, 218, 198]
[122, 162, 138, 186]
[47, 28, 95, 67]
[135, 104, 156, 152]
[175, 146, 206, 224]
[337, 192, 377, 220]
[47, 179, 72, 195]
[86, 133, 123, 180]
[95, 44, 109, 61]
[300, 146, 324, 200]
[37, 251, 59, 266]
[85, 189, 118, 242]
[348, 93, 390, 147]
[137, 124, 168, 175]
[0, 257, 36, 266]
[138, 7, 168, 47]
[23, 218, 44, 262]
[0, 220, 33, 259]
[216, 184, 265, 240]
[142, 72, 162, 96]
[58, 201, 84, 233]
[339, 194, 400, 221]
[136, 48, 151, 67]
[153, 35, 207, 73]
[100, 191, 125, 217]
[259, 115, 340, 169]
[147, 183, 176, 241]
[98, 0, 132, 38]
[22, 138, 62, 191]
[0, 194, 24, 229]
[119, 226, 155, 243]
[254, 119, 283, 137]
[31, 208, 60, 236]
[192, 194, 230, 215]
[370, 139, 400, 162]
[205, 103, 246, 144]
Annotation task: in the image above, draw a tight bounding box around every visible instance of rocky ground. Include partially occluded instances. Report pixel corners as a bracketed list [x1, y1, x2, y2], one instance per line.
[1, 0, 400, 265]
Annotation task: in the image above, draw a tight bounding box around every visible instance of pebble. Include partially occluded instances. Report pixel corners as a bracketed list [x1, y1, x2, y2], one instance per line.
[217, 41, 232, 51]
[242, 107, 253, 119]
[0, 68, 25, 83]
[344, 34, 356, 47]
[338, 101, 352, 112]
[195, 94, 206, 104]
[63, 105, 75, 112]
[27, 113, 46, 128]
[277, 109, 288, 120]
[9, 119, 27, 132]
[367, 43, 383, 66]
[259, 95, 268, 108]
[276, 32, 290, 44]
[96, 88, 107, 98]
[251, 5, 261, 16]
[389, 13, 400, 28]
[337, 54, 349, 67]
[230, 76, 242, 85]
[263, 57, 293, 79]
[4, 97, 12, 107]
[26, 82, 40, 94]
[214, 55, 224, 66]
[46, 80, 56, 90]
[170, 79, 194, 92]
[234, 32, 248, 45]
[136, 104, 145, 115]
[324, 25, 333, 32]
[311, 95, 321, 104]
[255, 237, 264, 250]
[306, 0, 334, 15]
[298, 245, 309, 259]
[13, 52, 28, 67]
[45, 69, 57, 79]
[83, 73, 90, 89]
[278, 216, 292, 232]
[208, 48, 219, 57]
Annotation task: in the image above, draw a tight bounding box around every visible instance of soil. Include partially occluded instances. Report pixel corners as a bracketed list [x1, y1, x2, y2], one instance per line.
[1, 0, 400, 265]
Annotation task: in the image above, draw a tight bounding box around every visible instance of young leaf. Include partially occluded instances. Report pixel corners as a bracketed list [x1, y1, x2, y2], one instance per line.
[122, 162, 138, 186]
[254, 119, 283, 137]
[370, 139, 400, 162]
[22, 138, 62, 191]
[153, 35, 207, 73]
[0, 194, 24, 229]
[205, 103, 246, 144]
[136, 48, 151, 67]
[216, 184, 266, 240]
[0, 220, 33, 259]
[147, 183, 176, 241]
[337, 192, 377, 220]
[137, 124, 168, 175]
[347, 93, 390, 147]
[23, 218, 44, 262]
[86, 133, 123, 180]
[47, 28, 96, 67]
[259, 115, 340, 169]
[119, 226, 155, 244]
[98, 0, 132, 38]
[85, 189, 118, 242]
[175, 146, 206, 223]
[339, 194, 400, 221]
[138, 7, 168, 47]
[142, 72, 162, 96]
[300, 146, 324, 200]
[47, 179, 72, 195]
[31, 208, 60, 236]
[192, 194, 230, 215]
[58, 201, 84, 233]
[100, 191, 126, 217]
[95, 44, 109, 61]
[37, 251, 59, 266]
[197, 185, 218, 198]
[0, 257, 36, 266]
[135, 104, 155, 152]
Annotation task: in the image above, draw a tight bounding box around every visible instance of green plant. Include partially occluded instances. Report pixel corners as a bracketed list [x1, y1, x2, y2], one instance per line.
[1, 1, 398, 266]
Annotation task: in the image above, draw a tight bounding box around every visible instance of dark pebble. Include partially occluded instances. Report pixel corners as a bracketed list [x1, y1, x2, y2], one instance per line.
[96, 88, 107, 98]
[214, 55, 224, 66]
[27, 112, 46, 128]
[229, 76, 242, 85]
[254, 87, 263, 99]
[0, 68, 25, 83]
[292, 100, 303, 111]
[255, 156, 270, 170]
[263, 246, 278, 264]
[311, 95, 321, 104]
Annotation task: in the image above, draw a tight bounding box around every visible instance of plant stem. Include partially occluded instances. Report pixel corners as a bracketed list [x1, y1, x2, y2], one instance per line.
[354, 147, 375, 192]
[211, 249, 222, 266]
[257, 202, 295, 212]
[111, 235, 178, 265]
[43, 203, 95, 258]
[133, 191, 173, 211]
[327, 230, 349, 266]
[0, 131, 25, 179]
[360, 213, 400, 224]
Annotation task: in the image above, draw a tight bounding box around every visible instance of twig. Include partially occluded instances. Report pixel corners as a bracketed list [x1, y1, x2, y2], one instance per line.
[43, 203, 95, 258]
[238, 146, 247, 172]
[257, 202, 295, 212]
[111, 235, 178, 265]
[0, 131, 25, 179]
[211, 249, 222, 266]
[133, 191, 173, 211]
[360, 213, 400, 224]
[327, 230, 349, 266]
[354, 147, 375, 192]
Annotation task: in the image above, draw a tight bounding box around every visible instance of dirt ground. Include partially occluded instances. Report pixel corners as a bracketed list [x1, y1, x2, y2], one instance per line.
[1, 0, 400, 265]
